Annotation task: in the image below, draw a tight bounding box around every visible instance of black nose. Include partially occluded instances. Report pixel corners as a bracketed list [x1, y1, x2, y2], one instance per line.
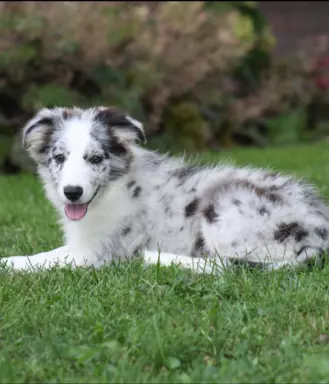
[64, 186, 83, 202]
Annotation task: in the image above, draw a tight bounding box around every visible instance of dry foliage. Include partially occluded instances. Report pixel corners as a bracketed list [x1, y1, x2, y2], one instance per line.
[228, 57, 318, 124]
[0, 1, 253, 131]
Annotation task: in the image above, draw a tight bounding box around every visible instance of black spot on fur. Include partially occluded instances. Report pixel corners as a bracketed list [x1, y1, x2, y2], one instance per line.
[232, 199, 242, 206]
[315, 227, 329, 240]
[195, 234, 205, 250]
[108, 136, 128, 157]
[259, 206, 269, 216]
[203, 204, 217, 223]
[192, 233, 206, 257]
[127, 180, 136, 189]
[133, 247, 143, 256]
[267, 192, 282, 204]
[185, 198, 199, 218]
[274, 222, 308, 243]
[122, 226, 132, 236]
[295, 228, 309, 242]
[132, 186, 142, 198]
[95, 107, 130, 127]
[95, 107, 145, 143]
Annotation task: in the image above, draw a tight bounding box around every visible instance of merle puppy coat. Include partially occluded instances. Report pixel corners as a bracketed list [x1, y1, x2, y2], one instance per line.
[3, 106, 329, 273]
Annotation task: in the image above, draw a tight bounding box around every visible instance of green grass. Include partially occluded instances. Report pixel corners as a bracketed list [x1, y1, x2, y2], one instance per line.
[2, 143, 329, 383]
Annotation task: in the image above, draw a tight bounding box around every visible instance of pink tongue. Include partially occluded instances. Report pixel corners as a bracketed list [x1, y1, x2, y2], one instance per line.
[65, 204, 88, 221]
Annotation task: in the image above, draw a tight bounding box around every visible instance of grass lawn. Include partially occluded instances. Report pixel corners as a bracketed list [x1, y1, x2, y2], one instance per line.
[2, 143, 329, 383]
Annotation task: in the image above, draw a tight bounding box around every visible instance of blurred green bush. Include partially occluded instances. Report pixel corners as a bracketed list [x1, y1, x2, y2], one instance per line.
[0, 1, 328, 173]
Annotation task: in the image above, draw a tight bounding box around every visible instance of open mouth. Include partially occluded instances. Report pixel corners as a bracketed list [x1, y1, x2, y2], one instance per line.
[64, 187, 100, 221]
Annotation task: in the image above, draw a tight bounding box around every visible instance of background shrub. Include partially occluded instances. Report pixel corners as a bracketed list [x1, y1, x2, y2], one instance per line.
[0, 1, 328, 173]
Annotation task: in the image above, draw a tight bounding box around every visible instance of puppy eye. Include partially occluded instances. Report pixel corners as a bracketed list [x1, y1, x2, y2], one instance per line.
[89, 155, 103, 165]
[54, 154, 65, 163]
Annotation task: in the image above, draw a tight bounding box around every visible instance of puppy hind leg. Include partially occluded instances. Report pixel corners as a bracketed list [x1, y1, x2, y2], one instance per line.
[143, 249, 226, 275]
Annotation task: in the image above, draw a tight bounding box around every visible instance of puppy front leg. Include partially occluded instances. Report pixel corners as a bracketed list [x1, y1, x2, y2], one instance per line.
[0, 246, 86, 272]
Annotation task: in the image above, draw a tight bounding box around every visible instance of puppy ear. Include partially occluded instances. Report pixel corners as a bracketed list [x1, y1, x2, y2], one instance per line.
[22, 108, 56, 162]
[95, 107, 146, 144]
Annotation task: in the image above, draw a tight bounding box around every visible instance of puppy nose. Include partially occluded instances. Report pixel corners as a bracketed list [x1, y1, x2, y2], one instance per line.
[64, 186, 83, 202]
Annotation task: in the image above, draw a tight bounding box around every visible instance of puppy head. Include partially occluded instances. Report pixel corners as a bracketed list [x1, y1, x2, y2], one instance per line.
[22, 106, 146, 221]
